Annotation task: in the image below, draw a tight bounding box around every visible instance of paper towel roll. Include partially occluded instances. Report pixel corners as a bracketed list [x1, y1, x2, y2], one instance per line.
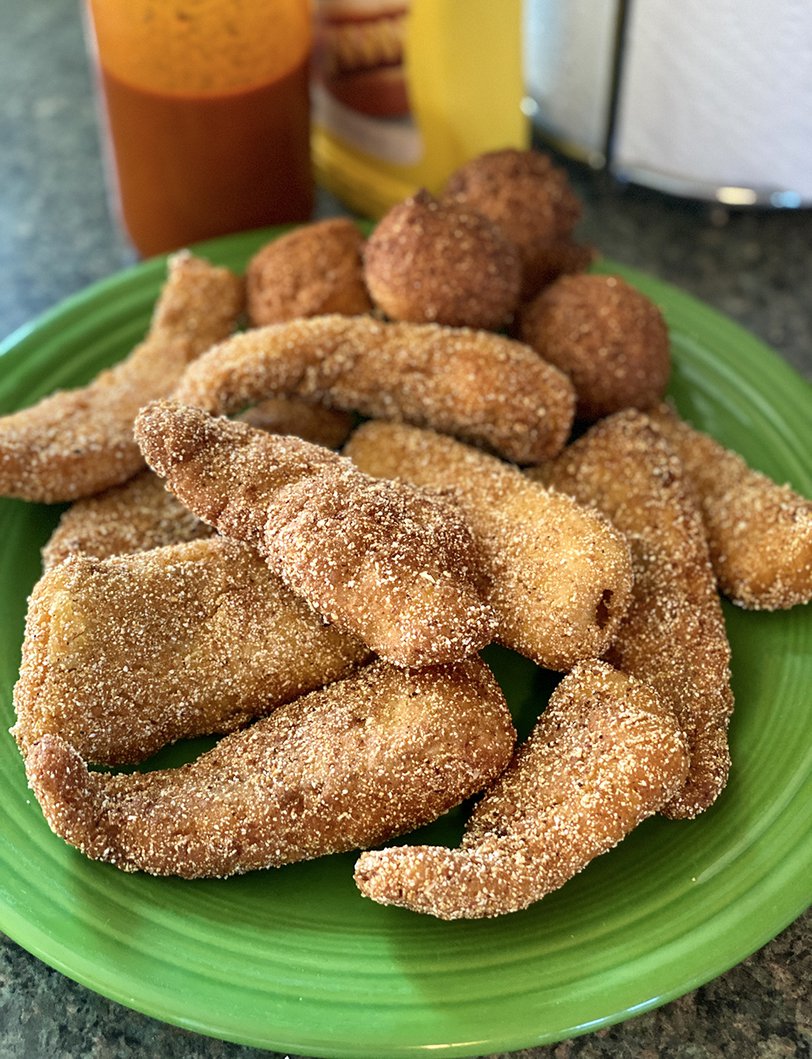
[614, 0, 812, 204]
[523, 0, 618, 164]
[525, 0, 812, 205]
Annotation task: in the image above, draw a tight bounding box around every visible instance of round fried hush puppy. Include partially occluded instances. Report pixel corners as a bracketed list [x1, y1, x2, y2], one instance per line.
[135, 401, 496, 668]
[25, 658, 516, 878]
[354, 662, 688, 919]
[363, 190, 521, 330]
[649, 403, 812, 611]
[246, 218, 372, 326]
[518, 274, 670, 420]
[345, 421, 633, 671]
[443, 148, 582, 299]
[172, 315, 575, 465]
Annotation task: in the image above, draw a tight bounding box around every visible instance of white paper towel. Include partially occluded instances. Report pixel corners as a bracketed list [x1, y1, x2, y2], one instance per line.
[614, 0, 812, 202]
[525, 0, 812, 203]
[523, 0, 618, 163]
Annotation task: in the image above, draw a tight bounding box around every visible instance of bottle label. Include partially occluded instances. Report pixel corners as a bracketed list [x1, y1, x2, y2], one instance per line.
[312, 0, 423, 165]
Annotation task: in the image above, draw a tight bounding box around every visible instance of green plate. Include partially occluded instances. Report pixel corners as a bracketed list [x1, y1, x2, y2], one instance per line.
[0, 230, 810, 1057]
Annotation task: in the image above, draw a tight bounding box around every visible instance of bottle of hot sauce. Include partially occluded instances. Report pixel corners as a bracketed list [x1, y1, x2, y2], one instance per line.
[85, 0, 314, 258]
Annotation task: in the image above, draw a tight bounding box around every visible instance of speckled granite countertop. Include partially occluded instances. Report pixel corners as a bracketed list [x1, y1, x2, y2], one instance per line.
[0, 2, 809, 1057]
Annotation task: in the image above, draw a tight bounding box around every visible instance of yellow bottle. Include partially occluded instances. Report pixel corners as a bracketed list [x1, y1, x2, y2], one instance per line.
[86, 0, 313, 257]
[311, 0, 528, 218]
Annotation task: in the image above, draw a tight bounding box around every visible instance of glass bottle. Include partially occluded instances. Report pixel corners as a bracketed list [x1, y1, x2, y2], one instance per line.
[85, 0, 314, 257]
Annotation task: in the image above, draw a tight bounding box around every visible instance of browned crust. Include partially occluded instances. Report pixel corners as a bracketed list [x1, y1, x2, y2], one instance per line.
[172, 314, 576, 465]
[246, 219, 372, 327]
[344, 420, 633, 670]
[518, 274, 670, 420]
[540, 410, 734, 818]
[0, 253, 244, 503]
[13, 537, 370, 764]
[42, 398, 354, 570]
[41, 470, 213, 570]
[649, 403, 812, 610]
[25, 658, 516, 878]
[363, 190, 521, 329]
[354, 661, 688, 918]
[134, 401, 496, 667]
[443, 149, 582, 299]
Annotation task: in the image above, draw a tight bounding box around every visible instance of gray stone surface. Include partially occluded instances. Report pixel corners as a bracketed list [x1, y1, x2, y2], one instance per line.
[0, 1, 809, 1056]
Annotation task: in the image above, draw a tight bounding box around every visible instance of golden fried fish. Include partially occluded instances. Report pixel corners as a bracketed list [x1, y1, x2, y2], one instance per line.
[26, 659, 516, 878]
[355, 662, 687, 918]
[14, 537, 370, 764]
[0, 252, 243, 502]
[135, 401, 496, 667]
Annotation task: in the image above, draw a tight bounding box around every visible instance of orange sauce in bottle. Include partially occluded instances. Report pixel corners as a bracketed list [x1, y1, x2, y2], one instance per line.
[86, 0, 313, 257]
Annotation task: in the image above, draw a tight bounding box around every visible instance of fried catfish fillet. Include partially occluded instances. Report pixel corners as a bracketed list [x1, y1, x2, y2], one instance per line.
[171, 314, 575, 464]
[355, 662, 687, 919]
[41, 470, 213, 570]
[540, 410, 734, 818]
[14, 537, 369, 764]
[344, 421, 632, 670]
[25, 659, 516, 878]
[135, 401, 496, 667]
[0, 252, 243, 502]
[649, 403, 812, 610]
[42, 398, 354, 570]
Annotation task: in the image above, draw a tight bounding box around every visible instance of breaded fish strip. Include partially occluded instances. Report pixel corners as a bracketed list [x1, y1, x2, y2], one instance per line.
[13, 537, 370, 765]
[42, 398, 354, 569]
[25, 658, 516, 878]
[172, 314, 576, 464]
[135, 402, 496, 667]
[540, 411, 734, 819]
[354, 661, 688, 919]
[649, 403, 812, 610]
[41, 470, 213, 570]
[344, 422, 633, 670]
[0, 252, 243, 503]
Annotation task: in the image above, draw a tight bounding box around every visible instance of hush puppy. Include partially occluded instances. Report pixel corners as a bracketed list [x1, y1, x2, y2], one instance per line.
[444, 148, 586, 298]
[518, 273, 670, 420]
[247, 218, 372, 326]
[363, 190, 521, 330]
